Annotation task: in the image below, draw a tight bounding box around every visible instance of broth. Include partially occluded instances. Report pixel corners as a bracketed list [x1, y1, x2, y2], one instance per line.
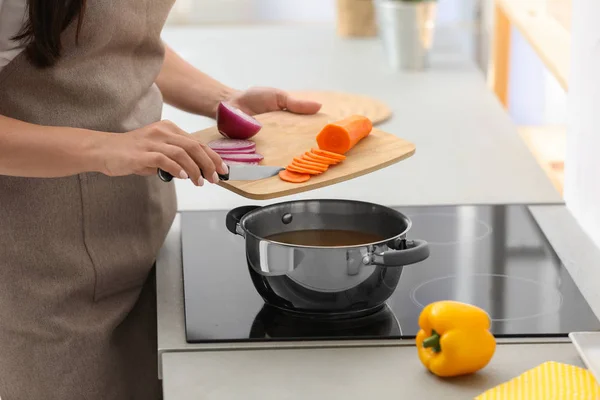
[265, 229, 386, 247]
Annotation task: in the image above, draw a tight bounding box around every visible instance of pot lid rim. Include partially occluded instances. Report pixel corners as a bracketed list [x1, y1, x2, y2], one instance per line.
[237, 198, 414, 249]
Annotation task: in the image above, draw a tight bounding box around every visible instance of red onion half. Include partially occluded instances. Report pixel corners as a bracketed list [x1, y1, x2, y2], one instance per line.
[216, 101, 262, 140]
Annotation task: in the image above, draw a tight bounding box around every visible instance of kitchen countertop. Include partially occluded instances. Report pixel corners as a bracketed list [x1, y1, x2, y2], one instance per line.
[160, 344, 582, 399]
[155, 25, 598, 398]
[160, 24, 561, 211]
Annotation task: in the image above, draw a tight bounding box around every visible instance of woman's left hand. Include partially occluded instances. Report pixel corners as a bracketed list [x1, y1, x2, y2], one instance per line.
[226, 87, 322, 116]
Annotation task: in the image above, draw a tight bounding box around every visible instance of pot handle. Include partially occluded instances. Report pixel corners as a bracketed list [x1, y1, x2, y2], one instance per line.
[226, 205, 261, 236]
[372, 239, 430, 267]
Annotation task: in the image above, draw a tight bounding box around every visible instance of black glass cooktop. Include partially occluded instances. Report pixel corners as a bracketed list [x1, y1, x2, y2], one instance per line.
[181, 204, 600, 343]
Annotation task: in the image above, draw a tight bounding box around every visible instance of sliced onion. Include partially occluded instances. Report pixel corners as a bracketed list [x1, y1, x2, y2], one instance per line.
[220, 153, 264, 163]
[216, 102, 262, 140]
[225, 161, 260, 166]
[208, 138, 256, 152]
[214, 148, 256, 155]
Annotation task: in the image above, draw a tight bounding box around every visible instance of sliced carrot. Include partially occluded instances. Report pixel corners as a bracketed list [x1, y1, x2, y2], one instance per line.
[279, 169, 310, 183]
[286, 164, 322, 175]
[305, 152, 339, 165]
[293, 157, 329, 170]
[287, 164, 322, 175]
[304, 152, 339, 165]
[316, 115, 373, 154]
[311, 148, 346, 161]
[292, 160, 327, 172]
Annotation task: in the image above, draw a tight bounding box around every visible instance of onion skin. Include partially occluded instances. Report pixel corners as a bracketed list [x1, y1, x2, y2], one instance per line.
[216, 102, 262, 140]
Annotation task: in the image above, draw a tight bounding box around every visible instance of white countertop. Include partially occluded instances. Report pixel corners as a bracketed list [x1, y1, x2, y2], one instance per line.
[154, 25, 593, 399]
[160, 24, 562, 211]
[161, 344, 583, 400]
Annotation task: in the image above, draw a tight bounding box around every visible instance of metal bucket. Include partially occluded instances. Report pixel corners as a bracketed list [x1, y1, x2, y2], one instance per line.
[374, 0, 437, 70]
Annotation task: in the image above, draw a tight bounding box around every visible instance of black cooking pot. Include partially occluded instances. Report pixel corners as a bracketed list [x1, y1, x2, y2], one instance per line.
[226, 199, 430, 316]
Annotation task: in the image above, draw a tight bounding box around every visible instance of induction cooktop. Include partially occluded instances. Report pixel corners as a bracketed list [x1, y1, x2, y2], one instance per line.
[180, 204, 600, 343]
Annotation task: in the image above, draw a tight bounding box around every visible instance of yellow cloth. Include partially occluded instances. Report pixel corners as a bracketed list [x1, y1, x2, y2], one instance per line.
[475, 361, 600, 400]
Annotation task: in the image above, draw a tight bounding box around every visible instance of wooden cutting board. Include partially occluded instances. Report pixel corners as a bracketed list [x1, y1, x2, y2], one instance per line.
[191, 111, 415, 200]
[288, 90, 393, 124]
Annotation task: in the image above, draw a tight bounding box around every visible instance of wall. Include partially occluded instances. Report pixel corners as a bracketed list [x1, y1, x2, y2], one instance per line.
[166, 0, 494, 76]
[564, 0, 600, 248]
[168, 0, 484, 27]
[167, 0, 335, 24]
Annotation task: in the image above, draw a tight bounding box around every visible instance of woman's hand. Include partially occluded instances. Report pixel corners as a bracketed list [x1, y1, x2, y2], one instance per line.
[156, 46, 323, 119]
[99, 120, 227, 186]
[226, 87, 322, 116]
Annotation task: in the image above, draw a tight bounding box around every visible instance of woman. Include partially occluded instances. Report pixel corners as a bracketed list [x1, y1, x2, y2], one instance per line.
[0, 1, 321, 399]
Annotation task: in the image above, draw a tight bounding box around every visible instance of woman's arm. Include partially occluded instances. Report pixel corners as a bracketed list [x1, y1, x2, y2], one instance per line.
[0, 115, 227, 185]
[156, 45, 238, 119]
[156, 44, 323, 118]
[0, 114, 108, 178]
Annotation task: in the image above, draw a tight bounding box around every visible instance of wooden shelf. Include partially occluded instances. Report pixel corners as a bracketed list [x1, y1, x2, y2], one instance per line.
[490, 1, 569, 196]
[497, 0, 571, 91]
[547, 0, 572, 32]
[491, 0, 571, 106]
[518, 126, 566, 195]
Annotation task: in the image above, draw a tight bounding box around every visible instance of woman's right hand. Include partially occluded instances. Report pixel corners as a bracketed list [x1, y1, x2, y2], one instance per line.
[99, 120, 227, 186]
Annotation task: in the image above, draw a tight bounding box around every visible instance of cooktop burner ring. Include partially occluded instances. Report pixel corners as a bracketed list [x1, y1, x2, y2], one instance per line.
[406, 212, 492, 245]
[409, 273, 564, 322]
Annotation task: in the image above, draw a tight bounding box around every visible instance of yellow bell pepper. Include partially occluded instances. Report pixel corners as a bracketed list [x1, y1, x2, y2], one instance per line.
[416, 300, 496, 378]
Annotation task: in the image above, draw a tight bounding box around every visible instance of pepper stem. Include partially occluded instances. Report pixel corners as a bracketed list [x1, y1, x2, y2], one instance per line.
[422, 330, 441, 353]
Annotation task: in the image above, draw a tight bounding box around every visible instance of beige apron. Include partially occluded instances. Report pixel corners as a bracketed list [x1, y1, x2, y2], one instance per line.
[0, 0, 177, 399]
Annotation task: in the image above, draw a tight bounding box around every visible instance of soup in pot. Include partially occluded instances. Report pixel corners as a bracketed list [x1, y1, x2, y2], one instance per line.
[265, 229, 385, 247]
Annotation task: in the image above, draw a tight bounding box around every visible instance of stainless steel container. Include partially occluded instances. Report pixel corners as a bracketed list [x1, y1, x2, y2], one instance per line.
[226, 199, 430, 316]
[374, 0, 437, 70]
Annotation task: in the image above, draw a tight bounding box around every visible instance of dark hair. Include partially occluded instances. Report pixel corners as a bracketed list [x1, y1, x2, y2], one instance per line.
[12, 0, 87, 68]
